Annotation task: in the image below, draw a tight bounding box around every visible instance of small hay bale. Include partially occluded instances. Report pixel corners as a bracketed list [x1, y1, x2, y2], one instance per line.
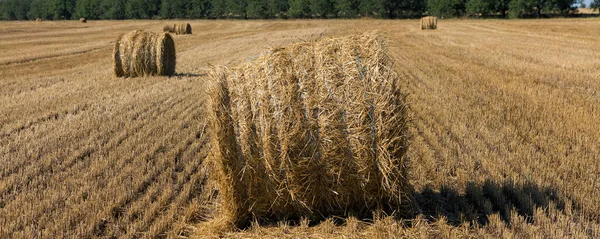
[79, 18, 87, 23]
[164, 23, 192, 35]
[420, 16, 437, 30]
[112, 30, 176, 77]
[205, 31, 411, 229]
[163, 24, 175, 33]
[35, 18, 42, 22]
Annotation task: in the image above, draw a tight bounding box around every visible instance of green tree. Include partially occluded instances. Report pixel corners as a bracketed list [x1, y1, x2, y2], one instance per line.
[125, 0, 159, 19]
[226, 0, 247, 17]
[210, 0, 227, 17]
[161, 0, 194, 18]
[592, 0, 599, 9]
[358, 0, 384, 17]
[310, 0, 333, 17]
[266, 0, 288, 17]
[74, 0, 101, 19]
[48, 0, 76, 19]
[395, 0, 428, 17]
[29, 0, 51, 20]
[246, 0, 267, 18]
[1, 0, 33, 20]
[100, 0, 125, 19]
[508, 0, 536, 17]
[189, 0, 212, 18]
[288, 0, 310, 17]
[466, 0, 494, 16]
[548, 0, 576, 14]
[160, 0, 175, 18]
[335, 0, 358, 17]
[428, 0, 467, 17]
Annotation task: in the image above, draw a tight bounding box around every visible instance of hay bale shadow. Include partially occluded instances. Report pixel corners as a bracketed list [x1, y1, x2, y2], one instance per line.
[176, 73, 207, 77]
[415, 179, 569, 227]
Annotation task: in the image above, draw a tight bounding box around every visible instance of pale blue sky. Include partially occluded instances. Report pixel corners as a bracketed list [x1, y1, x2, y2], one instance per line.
[582, 0, 594, 7]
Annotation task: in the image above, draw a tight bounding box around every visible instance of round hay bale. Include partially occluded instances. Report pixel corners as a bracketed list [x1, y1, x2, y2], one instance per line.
[35, 18, 42, 22]
[166, 23, 192, 35]
[79, 18, 87, 23]
[206, 31, 411, 228]
[112, 30, 176, 77]
[420, 16, 437, 30]
[175, 23, 192, 35]
[163, 24, 175, 33]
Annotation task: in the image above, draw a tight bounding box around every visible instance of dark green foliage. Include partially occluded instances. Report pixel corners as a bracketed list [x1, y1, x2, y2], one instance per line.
[74, 0, 101, 19]
[467, 0, 495, 16]
[428, 0, 467, 17]
[288, 0, 311, 17]
[310, 0, 333, 17]
[358, 0, 384, 17]
[247, 0, 268, 18]
[548, 0, 576, 15]
[266, 0, 288, 17]
[49, 0, 76, 19]
[125, 0, 159, 19]
[28, 0, 51, 20]
[592, 0, 600, 9]
[226, 0, 247, 17]
[334, 0, 358, 17]
[100, 0, 126, 19]
[210, 0, 227, 17]
[0, 0, 585, 20]
[1, 0, 33, 20]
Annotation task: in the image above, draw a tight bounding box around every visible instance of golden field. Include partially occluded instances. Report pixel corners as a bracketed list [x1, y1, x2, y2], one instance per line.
[0, 19, 599, 238]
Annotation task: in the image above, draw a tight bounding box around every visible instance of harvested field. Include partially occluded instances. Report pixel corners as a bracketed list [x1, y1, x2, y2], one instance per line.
[0, 19, 599, 238]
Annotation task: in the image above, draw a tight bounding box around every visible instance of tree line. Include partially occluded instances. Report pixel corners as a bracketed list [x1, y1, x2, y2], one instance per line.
[0, 0, 593, 20]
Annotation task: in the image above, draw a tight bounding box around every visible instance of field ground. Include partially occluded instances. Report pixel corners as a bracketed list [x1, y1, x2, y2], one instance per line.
[577, 8, 600, 14]
[0, 18, 599, 238]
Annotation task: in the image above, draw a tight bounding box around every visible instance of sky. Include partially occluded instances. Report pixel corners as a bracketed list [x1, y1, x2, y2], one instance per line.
[582, 0, 594, 7]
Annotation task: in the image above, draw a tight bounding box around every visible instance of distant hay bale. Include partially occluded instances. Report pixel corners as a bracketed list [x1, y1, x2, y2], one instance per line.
[35, 18, 42, 22]
[163, 24, 175, 33]
[113, 30, 176, 77]
[163, 23, 192, 35]
[420, 16, 437, 30]
[79, 18, 87, 23]
[205, 31, 411, 229]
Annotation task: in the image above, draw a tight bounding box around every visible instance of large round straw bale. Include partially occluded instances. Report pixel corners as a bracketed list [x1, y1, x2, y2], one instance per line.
[79, 18, 87, 23]
[113, 30, 176, 77]
[420, 16, 437, 30]
[206, 31, 411, 228]
[35, 18, 42, 22]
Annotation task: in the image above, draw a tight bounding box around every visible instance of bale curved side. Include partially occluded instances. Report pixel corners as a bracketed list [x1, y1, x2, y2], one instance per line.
[79, 18, 87, 23]
[206, 31, 411, 228]
[113, 30, 176, 77]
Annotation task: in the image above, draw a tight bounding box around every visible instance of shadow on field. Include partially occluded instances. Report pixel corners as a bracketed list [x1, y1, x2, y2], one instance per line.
[414, 179, 569, 227]
[176, 73, 207, 77]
